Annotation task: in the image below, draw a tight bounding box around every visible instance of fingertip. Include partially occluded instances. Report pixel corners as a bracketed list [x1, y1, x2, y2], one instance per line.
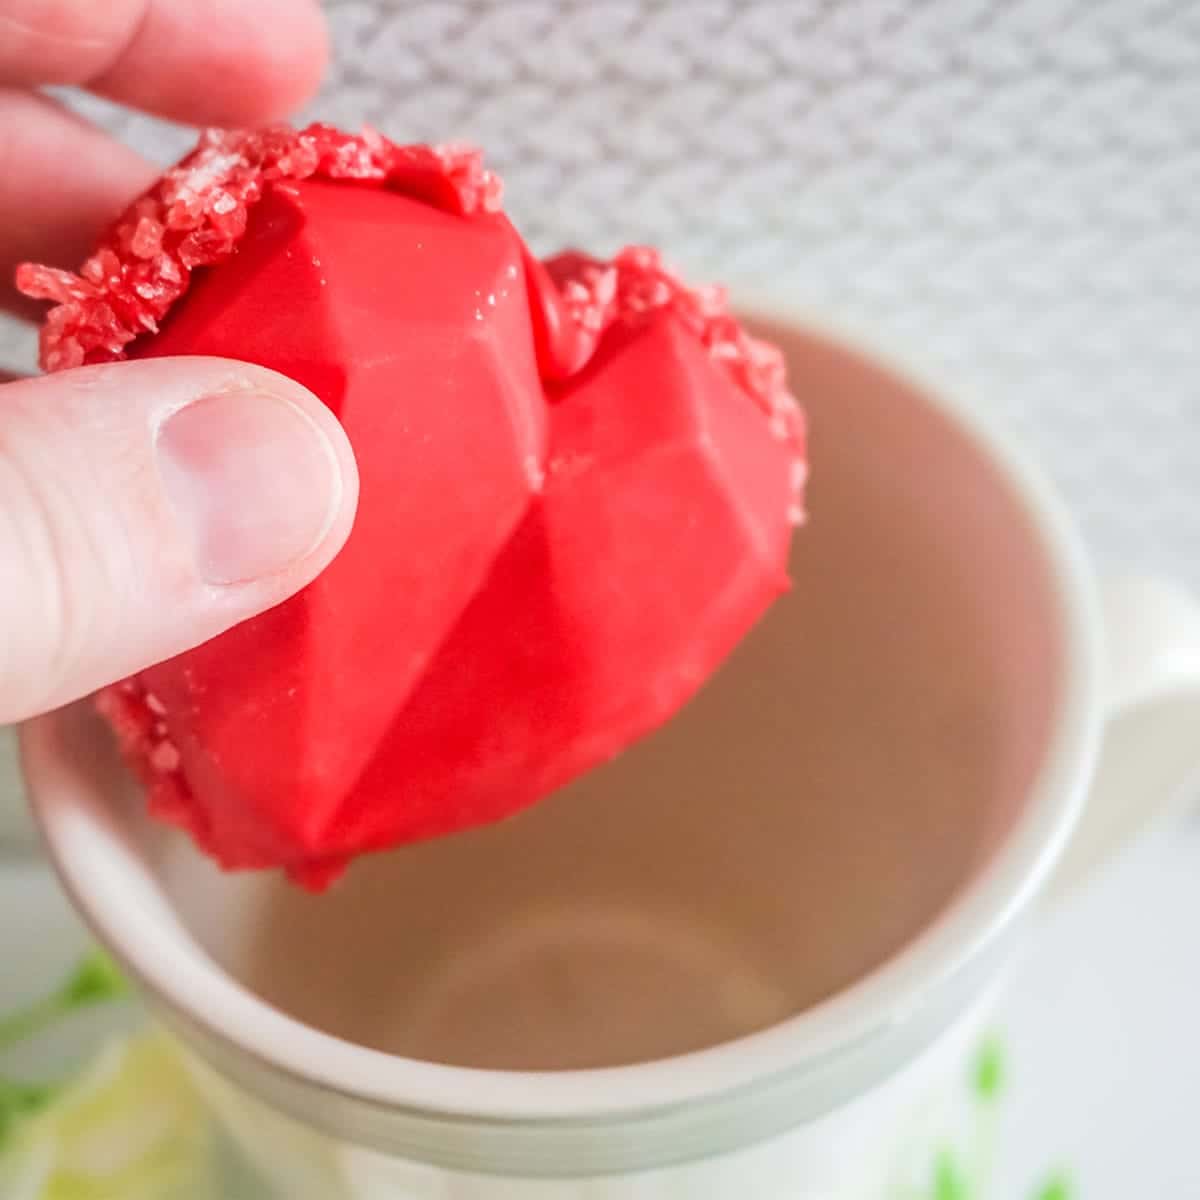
[276, 1, 332, 116]
[213, 0, 331, 123]
[137, 357, 359, 595]
[90, 0, 331, 126]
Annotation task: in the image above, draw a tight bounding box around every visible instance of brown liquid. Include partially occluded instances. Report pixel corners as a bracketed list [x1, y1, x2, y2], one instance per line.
[164, 324, 1059, 1070]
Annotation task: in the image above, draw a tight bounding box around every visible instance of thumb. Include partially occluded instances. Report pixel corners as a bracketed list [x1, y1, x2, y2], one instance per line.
[0, 357, 358, 724]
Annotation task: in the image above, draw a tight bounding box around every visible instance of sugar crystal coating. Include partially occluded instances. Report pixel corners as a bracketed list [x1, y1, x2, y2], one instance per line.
[95, 680, 195, 837]
[530, 247, 806, 522]
[17, 125, 502, 372]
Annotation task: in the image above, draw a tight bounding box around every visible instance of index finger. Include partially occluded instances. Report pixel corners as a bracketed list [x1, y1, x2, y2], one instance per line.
[0, 0, 328, 125]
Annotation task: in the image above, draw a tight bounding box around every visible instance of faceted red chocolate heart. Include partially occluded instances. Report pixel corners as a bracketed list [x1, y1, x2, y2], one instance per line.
[20, 129, 805, 890]
[292, 249, 807, 879]
[137, 185, 547, 875]
[19, 128, 547, 881]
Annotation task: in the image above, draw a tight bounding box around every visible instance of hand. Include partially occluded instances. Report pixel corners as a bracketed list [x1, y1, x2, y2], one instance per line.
[0, 1, 359, 725]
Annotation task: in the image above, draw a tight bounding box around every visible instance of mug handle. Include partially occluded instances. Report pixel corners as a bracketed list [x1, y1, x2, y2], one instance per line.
[1049, 572, 1200, 898]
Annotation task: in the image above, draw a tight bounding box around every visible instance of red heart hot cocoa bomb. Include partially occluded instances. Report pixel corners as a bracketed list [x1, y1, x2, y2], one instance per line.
[19, 126, 547, 884]
[19, 127, 806, 889]
[261, 249, 808, 881]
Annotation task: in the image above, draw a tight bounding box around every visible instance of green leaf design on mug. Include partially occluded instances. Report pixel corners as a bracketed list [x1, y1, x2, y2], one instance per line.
[899, 1036, 1076, 1200]
[1033, 1173, 1073, 1200]
[973, 1035, 1005, 1104]
[933, 1149, 971, 1200]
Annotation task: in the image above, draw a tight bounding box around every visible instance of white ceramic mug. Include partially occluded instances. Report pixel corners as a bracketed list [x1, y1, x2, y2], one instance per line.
[23, 315, 1200, 1199]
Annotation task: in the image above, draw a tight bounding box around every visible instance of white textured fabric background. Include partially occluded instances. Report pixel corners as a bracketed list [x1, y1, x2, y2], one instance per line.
[1, 0, 1196, 586]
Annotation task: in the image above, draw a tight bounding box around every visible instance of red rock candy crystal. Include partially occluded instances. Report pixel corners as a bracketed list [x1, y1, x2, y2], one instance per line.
[17, 124, 502, 372]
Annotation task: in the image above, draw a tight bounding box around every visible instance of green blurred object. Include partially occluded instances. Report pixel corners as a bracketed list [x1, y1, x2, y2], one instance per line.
[0, 953, 215, 1198]
[932, 1149, 971, 1200]
[0, 952, 131, 1151]
[0, 1079, 55, 1145]
[0, 1032, 217, 1199]
[973, 1036, 1006, 1104]
[56, 953, 129, 1011]
[0, 952, 129, 1057]
[1033, 1174, 1073, 1200]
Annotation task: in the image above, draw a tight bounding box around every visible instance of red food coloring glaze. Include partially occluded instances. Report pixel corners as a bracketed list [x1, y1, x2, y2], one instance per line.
[19, 124, 807, 889]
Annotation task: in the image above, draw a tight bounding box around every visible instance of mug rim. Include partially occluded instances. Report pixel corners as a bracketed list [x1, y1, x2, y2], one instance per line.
[27, 305, 1103, 1124]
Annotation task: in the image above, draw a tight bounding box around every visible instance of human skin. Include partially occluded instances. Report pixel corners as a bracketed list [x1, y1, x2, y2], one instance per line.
[0, 0, 360, 724]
